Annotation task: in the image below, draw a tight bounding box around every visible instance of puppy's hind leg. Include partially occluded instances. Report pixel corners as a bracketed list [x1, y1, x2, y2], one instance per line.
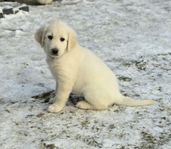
[76, 101, 94, 110]
[76, 100, 108, 110]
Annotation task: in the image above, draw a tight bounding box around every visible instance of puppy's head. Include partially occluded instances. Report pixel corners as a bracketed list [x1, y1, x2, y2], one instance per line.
[35, 20, 77, 58]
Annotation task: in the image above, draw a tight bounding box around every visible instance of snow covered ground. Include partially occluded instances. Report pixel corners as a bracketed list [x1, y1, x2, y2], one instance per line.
[0, 0, 171, 148]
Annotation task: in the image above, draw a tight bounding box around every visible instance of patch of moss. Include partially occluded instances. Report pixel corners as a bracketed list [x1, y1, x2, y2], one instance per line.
[138, 131, 158, 149]
[82, 136, 103, 148]
[133, 60, 147, 71]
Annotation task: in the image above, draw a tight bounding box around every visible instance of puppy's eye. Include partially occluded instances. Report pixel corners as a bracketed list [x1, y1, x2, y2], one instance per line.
[60, 37, 65, 42]
[48, 35, 53, 40]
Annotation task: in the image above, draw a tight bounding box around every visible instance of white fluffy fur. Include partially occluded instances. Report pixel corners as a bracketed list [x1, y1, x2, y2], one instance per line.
[35, 20, 156, 112]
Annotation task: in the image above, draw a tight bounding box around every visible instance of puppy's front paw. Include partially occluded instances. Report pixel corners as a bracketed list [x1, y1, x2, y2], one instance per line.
[48, 104, 63, 113]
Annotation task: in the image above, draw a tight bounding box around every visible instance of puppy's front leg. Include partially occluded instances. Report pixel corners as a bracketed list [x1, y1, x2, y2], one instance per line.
[48, 80, 73, 113]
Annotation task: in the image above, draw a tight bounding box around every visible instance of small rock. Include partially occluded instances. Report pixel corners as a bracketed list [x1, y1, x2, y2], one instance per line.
[40, 142, 58, 149]
[5, 108, 10, 113]
[14, 10, 19, 14]
[0, 13, 4, 18]
[19, 6, 29, 12]
[2, 8, 14, 15]
[36, 112, 45, 117]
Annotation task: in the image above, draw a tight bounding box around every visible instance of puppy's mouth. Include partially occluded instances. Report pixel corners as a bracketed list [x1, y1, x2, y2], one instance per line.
[48, 54, 59, 58]
[48, 48, 59, 58]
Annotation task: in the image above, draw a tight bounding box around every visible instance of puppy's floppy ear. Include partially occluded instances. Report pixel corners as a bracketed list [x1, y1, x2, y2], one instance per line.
[35, 26, 46, 47]
[67, 27, 77, 51]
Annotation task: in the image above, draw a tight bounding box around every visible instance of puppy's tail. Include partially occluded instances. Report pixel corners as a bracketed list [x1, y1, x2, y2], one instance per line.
[114, 95, 156, 107]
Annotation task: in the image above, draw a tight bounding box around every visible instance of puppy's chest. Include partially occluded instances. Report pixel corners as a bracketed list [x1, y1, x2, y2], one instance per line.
[47, 62, 63, 79]
[47, 59, 76, 80]
[48, 65, 58, 78]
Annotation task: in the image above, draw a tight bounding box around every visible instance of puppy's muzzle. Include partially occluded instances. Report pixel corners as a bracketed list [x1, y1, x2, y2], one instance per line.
[51, 48, 59, 56]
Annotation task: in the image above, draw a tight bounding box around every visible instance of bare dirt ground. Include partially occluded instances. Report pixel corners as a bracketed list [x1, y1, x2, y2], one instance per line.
[0, 0, 171, 148]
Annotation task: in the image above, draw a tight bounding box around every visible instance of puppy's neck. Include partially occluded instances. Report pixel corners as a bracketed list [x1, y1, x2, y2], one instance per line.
[46, 55, 57, 63]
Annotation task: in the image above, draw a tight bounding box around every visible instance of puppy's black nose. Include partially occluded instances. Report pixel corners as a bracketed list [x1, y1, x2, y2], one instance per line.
[51, 48, 58, 55]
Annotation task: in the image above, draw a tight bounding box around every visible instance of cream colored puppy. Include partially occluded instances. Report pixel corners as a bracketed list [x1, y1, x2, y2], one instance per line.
[35, 20, 156, 113]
